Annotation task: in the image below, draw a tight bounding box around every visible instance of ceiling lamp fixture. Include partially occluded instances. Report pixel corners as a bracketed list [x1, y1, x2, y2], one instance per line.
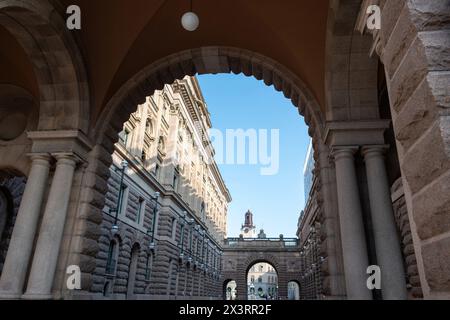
[181, 0, 199, 31]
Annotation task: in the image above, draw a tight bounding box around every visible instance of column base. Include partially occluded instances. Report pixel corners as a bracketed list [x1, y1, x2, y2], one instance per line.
[21, 292, 53, 300]
[0, 291, 22, 300]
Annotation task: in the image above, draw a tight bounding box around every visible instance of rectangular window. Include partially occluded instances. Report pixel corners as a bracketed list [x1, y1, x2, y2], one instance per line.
[136, 198, 145, 224]
[118, 185, 129, 216]
[154, 163, 160, 179]
[173, 172, 179, 191]
[171, 217, 177, 240]
[145, 254, 153, 281]
[119, 129, 130, 147]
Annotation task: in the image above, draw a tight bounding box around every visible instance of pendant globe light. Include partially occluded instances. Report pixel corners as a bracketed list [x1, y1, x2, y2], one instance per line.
[181, 0, 199, 31]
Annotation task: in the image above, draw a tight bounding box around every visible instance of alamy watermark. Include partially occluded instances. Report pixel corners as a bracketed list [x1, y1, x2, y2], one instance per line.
[367, 265, 381, 290]
[66, 265, 81, 290]
[66, 5, 81, 30]
[185, 122, 280, 176]
[366, 5, 381, 30]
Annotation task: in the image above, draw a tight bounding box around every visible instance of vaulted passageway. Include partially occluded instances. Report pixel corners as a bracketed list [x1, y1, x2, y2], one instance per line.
[0, 0, 448, 300]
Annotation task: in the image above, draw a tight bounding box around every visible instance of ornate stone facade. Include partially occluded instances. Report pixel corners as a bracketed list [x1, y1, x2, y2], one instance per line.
[89, 77, 231, 299]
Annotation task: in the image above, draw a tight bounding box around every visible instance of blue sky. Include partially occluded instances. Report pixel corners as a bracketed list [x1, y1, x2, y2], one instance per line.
[197, 74, 311, 238]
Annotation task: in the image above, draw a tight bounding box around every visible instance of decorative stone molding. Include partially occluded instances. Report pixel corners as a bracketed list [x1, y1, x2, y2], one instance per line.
[325, 120, 391, 147]
[27, 130, 93, 163]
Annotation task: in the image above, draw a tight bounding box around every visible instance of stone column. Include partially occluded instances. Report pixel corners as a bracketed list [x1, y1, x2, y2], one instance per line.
[22, 154, 78, 299]
[0, 154, 51, 299]
[362, 146, 407, 300]
[332, 147, 372, 300]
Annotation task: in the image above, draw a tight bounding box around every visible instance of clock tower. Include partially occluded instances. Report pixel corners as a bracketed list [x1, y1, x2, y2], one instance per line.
[240, 210, 257, 238]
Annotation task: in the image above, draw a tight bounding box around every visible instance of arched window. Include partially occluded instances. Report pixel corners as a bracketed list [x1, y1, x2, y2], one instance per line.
[127, 244, 140, 297]
[158, 136, 165, 154]
[145, 118, 153, 136]
[145, 253, 153, 281]
[200, 202, 205, 220]
[173, 170, 179, 192]
[105, 239, 119, 276]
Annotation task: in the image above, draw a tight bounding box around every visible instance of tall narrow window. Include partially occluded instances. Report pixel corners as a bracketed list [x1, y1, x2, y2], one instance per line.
[200, 202, 205, 221]
[173, 171, 179, 191]
[145, 118, 153, 136]
[118, 185, 129, 216]
[158, 136, 165, 154]
[154, 163, 160, 180]
[105, 240, 119, 276]
[145, 253, 153, 281]
[171, 217, 177, 240]
[119, 129, 130, 147]
[136, 198, 145, 224]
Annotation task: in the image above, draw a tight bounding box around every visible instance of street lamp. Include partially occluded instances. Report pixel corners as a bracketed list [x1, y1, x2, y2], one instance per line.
[147, 192, 160, 250]
[111, 160, 128, 234]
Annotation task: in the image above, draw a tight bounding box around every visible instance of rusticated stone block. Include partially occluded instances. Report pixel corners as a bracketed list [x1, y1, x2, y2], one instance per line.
[409, 275, 422, 286]
[78, 254, 97, 274]
[412, 170, 450, 240]
[406, 254, 417, 266]
[381, 0, 406, 47]
[407, 0, 450, 31]
[422, 236, 450, 291]
[403, 244, 415, 256]
[419, 30, 450, 72]
[388, 37, 428, 113]
[80, 238, 100, 257]
[407, 264, 419, 275]
[394, 77, 438, 151]
[76, 219, 102, 240]
[402, 121, 450, 194]
[429, 71, 450, 110]
[383, 5, 416, 78]
[80, 272, 93, 291]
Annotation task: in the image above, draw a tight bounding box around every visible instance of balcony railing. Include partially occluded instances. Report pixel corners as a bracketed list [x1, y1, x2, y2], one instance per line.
[223, 237, 299, 248]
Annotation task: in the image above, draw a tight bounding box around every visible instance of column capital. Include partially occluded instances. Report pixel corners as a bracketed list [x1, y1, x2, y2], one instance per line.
[51, 152, 80, 167]
[330, 146, 359, 161]
[27, 153, 52, 164]
[361, 145, 390, 159]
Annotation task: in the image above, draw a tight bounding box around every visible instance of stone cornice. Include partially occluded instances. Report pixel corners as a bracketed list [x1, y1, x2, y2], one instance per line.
[324, 120, 391, 147]
[27, 130, 93, 162]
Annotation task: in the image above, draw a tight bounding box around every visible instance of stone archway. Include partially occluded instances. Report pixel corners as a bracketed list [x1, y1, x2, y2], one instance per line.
[223, 279, 237, 300]
[245, 260, 280, 301]
[0, 0, 89, 132]
[242, 255, 284, 300]
[74, 46, 329, 296]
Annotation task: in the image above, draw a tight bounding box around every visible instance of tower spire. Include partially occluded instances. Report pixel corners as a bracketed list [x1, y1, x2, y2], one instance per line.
[240, 209, 256, 238]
